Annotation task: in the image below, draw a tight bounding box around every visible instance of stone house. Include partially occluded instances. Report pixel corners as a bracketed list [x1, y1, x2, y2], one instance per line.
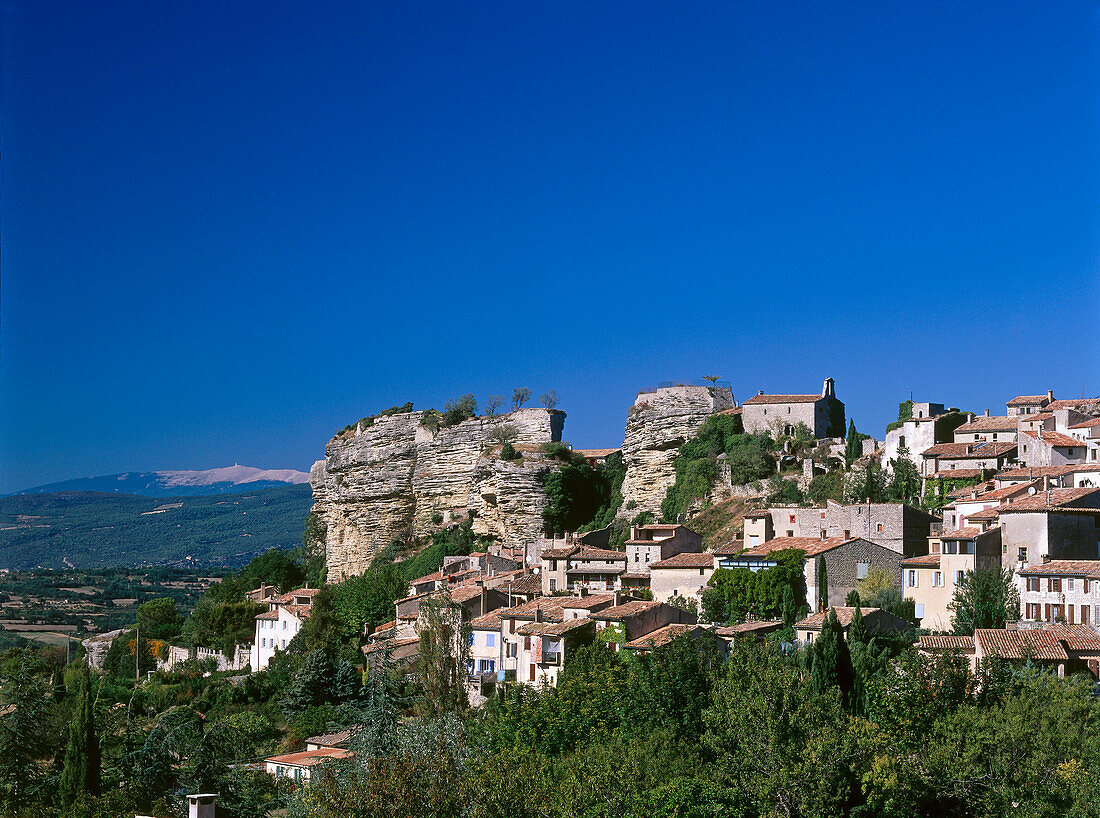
[498, 595, 616, 687]
[1018, 560, 1100, 626]
[919, 441, 1018, 477]
[998, 488, 1100, 567]
[1019, 430, 1090, 468]
[901, 527, 1001, 632]
[952, 414, 1018, 444]
[1006, 392, 1054, 416]
[942, 480, 1040, 532]
[881, 402, 953, 468]
[622, 623, 725, 655]
[742, 501, 937, 557]
[589, 599, 697, 650]
[741, 378, 844, 439]
[647, 552, 716, 604]
[716, 535, 902, 613]
[920, 624, 1100, 679]
[793, 606, 911, 645]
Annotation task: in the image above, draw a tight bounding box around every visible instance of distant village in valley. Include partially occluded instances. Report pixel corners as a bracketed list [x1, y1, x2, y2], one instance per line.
[7, 379, 1100, 817]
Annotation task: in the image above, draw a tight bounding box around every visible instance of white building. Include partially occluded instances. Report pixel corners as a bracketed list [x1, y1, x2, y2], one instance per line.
[249, 587, 320, 671]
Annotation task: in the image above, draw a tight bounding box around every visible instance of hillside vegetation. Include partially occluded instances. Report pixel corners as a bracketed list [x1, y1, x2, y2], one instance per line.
[0, 484, 312, 570]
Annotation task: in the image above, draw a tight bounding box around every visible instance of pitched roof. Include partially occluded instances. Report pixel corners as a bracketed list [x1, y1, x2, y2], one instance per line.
[574, 547, 628, 561]
[743, 392, 821, 405]
[409, 572, 442, 586]
[995, 465, 1078, 480]
[996, 487, 1100, 513]
[1047, 398, 1100, 412]
[739, 536, 856, 559]
[623, 623, 699, 650]
[922, 441, 1017, 460]
[1018, 560, 1100, 579]
[963, 481, 1040, 503]
[964, 507, 1000, 521]
[1007, 394, 1051, 406]
[590, 600, 661, 619]
[515, 618, 594, 637]
[900, 554, 940, 568]
[955, 416, 1017, 433]
[928, 469, 985, 480]
[265, 748, 352, 767]
[716, 620, 783, 636]
[974, 629, 1068, 661]
[469, 609, 508, 629]
[1069, 417, 1100, 430]
[560, 594, 617, 610]
[270, 587, 321, 605]
[306, 730, 353, 748]
[500, 572, 542, 595]
[918, 635, 975, 652]
[649, 552, 716, 569]
[1045, 623, 1100, 652]
[540, 546, 579, 559]
[254, 610, 279, 620]
[1021, 430, 1085, 448]
[938, 527, 983, 539]
[795, 607, 882, 630]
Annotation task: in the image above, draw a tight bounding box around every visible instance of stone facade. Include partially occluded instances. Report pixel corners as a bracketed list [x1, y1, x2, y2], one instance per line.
[310, 407, 564, 579]
[742, 501, 937, 557]
[618, 385, 734, 518]
[741, 378, 844, 439]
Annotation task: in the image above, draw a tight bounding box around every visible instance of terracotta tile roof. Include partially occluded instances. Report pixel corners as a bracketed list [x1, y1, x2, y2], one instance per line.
[590, 600, 661, 619]
[620, 571, 651, 580]
[373, 620, 395, 633]
[713, 542, 747, 556]
[900, 554, 940, 568]
[270, 587, 321, 605]
[409, 572, 442, 586]
[282, 604, 313, 619]
[743, 393, 821, 405]
[500, 573, 542, 595]
[946, 480, 995, 499]
[964, 481, 1040, 503]
[995, 465, 1077, 480]
[716, 620, 782, 636]
[955, 416, 1017, 433]
[361, 636, 419, 656]
[265, 748, 352, 767]
[254, 610, 279, 620]
[1045, 623, 1100, 652]
[918, 635, 975, 652]
[574, 547, 628, 561]
[996, 487, 1100, 513]
[1007, 394, 1051, 406]
[566, 565, 624, 575]
[795, 607, 882, 630]
[469, 609, 507, 629]
[743, 510, 771, 518]
[739, 536, 855, 559]
[306, 730, 352, 748]
[1069, 417, 1100, 430]
[394, 590, 432, 607]
[541, 546, 579, 559]
[964, 507, 1000, 521]
[939, 527, 983, 539]
[974, 629, 1068, 661]
[428, 585, 485, 604]
[515, 618, 594, 637]
[1019, 560, 1100, 579]
[574, 448, 621, 458]
[637, 523, 690, 530]
[623, 623, 698, 649]
[503, 595, 615, 622]
[1020, 429, 1085, 448]
[922, 441, 1017, 460]
[649, 552, 716, 569]
[1047, 398, 1100, 412]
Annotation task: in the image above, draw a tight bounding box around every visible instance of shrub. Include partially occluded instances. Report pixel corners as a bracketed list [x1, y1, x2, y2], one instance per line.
[500, 442, 519, 461]
[441, 394, 477, 427]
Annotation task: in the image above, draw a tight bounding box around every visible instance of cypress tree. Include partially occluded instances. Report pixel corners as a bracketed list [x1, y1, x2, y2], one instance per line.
[845, 420, 861, 466]
[844, 589, 861, 607]
[847, 604, 869, 647]
[816, 557, 829, 611]
[781, 584, 798, 628]
[60, 663, 101, 806]
[811, 609, 854, 705]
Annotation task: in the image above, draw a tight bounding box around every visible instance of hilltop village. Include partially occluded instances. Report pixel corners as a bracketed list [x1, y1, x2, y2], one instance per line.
[9, 380, 1100, 817]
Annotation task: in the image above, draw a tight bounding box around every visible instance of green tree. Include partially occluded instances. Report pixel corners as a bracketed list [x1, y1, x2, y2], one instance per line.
[810, 609, 853, 706]
[415, 594, 470, 718]
[816, 556, 829, 611]
[949, 568, 1020, 635]
[808, 471, 844, 504]
[886, 448, 922, 505]
[844, 589, 861, 607]
[512, 387, 531, 411]
[0, 658, 52, 811]
[135, 597, 183, 641]
[765, 476, 804, 505]
[442, 393, 478, 427]
[60, 662, 102, 807]
[845, 419, 862, 466]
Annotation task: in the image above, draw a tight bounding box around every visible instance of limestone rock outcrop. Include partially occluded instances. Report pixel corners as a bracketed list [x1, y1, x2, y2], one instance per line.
[618, 385, 735, 518]
[310, 408, 564, 579]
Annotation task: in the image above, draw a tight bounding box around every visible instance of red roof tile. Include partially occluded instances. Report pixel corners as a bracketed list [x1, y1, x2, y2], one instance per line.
[955, 416, 1017, 433]
[590, 600, 661, 619]
[1018, 560, 1100, 579]
[1069, 417, 1100, 430]
[922, 441, 1017, 459]
[649, 552, 716, 569]
[623, 623, 699, 649]
[743, 393, 821, 405]
[918, 635, 975, 652]
[1007, 395, 1051, 406]
[939, 527, 983, 539]
[265, 748, 352, 767]
[997, 487, 1100, 512]
[974, 629, 1068, 660]
[739, 536, 855, 558]
[900, 554, 940, 567]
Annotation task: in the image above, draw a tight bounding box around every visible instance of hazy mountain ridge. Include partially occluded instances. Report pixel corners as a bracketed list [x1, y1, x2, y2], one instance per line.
[0, 483, 312, 569]
[9, 465, 310, 498]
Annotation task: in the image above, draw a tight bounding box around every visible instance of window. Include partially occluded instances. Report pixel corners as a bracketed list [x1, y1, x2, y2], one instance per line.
[486, 633, 496, 648]
[551, 560, 558, 571]
[1027, 577, 1040, 592]
[786, 530, 794, 538]
[1018, 547, 1027, 563]
[876, 523, 883, 533]
[1050, 578, 1062, 593]
[699, 568, 705, 575]
[856, 562, 869, 580]
[956, 570, 965, 585]
[789, 515, 796, 524]
[820, 511, 826, 520]
[645, 553, 650, 563]
[749, 534, 759, 547]
[1068, 578, 1075, 592]
[899, 435, 906, 448]
[843, 530, 850, 539]
[523, 636, 530, 651]
[467, 633, 474, 647]
[634, 553, 639, 562]
[820, 530, 827, 540]
[549, 579, 556, 592]
[1026, 603, 1041, 620]
[907, 570, 918, 588]
[944, 541, 958, 555]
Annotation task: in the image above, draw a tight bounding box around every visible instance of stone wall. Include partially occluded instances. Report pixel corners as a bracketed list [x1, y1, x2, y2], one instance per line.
[619, 385, 735, 518]
[311, 408, 564, 579]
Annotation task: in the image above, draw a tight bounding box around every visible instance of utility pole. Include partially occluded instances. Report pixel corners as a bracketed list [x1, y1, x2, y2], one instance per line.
[135, 626, 139, 681]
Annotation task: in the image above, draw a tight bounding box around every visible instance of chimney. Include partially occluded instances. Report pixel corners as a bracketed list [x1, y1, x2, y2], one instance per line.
[822, 377, 835, 398]
[614, 591, 621, 606]
[759, 390, 764, 395]
[187, 795, 217, 818]
[480, 587, 486, 616]
[535, 607, 543, 623]
[984, 409, 990, 417]
[1047, 389, 1054, 402]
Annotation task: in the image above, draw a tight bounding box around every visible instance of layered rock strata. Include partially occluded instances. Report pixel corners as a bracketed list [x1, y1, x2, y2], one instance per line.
[618, 385, 735, 518]
[310, 408, 564, 580]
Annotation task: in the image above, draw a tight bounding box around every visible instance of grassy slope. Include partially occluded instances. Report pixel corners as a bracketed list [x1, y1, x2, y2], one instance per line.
[0, 484, 311, 570]
[686, 496, 750, 552]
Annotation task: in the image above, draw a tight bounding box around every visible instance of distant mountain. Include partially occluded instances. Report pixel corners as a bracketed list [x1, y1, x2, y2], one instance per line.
[9, 466, 311, 498]
[0, 483, 312, 570]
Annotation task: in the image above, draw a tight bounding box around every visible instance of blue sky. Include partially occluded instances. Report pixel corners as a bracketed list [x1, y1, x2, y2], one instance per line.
[2, 1, 1098, 493]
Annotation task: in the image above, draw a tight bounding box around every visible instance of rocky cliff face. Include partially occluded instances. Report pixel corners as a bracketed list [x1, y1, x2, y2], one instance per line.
[310, 408, 564, 579]
[618, 385, 735, 518]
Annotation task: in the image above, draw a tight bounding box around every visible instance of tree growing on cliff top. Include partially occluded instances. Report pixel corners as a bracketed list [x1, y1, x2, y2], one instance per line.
[442, 394, 477, 427]
[485, 395, 504, 417]
[512, 387, 531, 411]
[540, 390, 558, 409]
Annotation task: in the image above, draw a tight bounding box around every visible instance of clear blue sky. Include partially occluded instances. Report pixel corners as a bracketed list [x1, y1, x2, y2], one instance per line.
[2, 1, 1098, 493]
